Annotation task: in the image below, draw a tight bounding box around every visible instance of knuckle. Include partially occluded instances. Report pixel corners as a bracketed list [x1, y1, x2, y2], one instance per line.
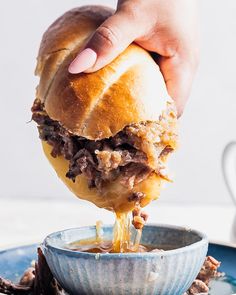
[95, 26, 119, 48]
[119, 3, 140, 21]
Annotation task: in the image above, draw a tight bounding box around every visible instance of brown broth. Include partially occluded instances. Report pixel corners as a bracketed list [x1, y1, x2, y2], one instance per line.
[67, 239, 161, 253]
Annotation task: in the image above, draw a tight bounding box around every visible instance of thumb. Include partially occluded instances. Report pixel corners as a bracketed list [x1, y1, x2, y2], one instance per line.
[68, 10, 142, 74]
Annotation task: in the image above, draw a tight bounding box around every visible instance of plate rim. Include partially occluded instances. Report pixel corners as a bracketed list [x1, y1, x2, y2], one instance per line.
[209, 240, 236, 249]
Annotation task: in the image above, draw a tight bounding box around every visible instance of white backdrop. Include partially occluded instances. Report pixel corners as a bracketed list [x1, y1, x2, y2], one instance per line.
[0, 0, 235, 205]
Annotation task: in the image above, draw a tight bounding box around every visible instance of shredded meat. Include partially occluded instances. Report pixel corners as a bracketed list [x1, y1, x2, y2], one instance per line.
[159, 145, 174, 158]
[34, 248, 64, 295]
[0, 277, 32, 294]
[128, 192, 145, 202]
[132, 205, 149, 229]
[185, 256, 222, 295]
[19, 268, 35, 288]
[31, 99, 176, 193]
[196, 255, 221, 284]
[186, 279, 209, 295]
[96, 149, 147, 172]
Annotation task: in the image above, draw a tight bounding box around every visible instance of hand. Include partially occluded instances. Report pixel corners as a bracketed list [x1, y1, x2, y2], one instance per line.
[69, 0, 199, 116]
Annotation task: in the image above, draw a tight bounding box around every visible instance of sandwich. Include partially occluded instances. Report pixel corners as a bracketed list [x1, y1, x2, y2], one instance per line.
[31, 5, 177, 230]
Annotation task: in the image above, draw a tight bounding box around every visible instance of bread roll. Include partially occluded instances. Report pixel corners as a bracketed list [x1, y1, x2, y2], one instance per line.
[33, 6, 177, 213]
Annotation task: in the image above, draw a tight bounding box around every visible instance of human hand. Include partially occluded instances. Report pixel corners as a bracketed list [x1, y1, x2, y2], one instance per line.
[68, 0, 199, 116]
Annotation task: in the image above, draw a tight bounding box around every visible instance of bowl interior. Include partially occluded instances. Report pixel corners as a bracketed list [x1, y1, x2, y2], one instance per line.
[44, 224, 206, 253]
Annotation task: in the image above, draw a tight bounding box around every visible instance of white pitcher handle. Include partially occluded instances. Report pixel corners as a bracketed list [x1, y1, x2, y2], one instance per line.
[222, 142, 236, 206]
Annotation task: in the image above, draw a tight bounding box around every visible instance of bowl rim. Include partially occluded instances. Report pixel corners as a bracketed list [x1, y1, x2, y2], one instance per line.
[42, 223, 208, 259]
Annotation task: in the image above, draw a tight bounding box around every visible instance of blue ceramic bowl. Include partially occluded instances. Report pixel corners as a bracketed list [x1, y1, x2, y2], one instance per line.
[42, 224, 208, 295]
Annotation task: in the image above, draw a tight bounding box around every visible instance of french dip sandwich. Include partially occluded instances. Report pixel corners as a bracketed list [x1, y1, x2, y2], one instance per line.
[31, 6, 177, 237]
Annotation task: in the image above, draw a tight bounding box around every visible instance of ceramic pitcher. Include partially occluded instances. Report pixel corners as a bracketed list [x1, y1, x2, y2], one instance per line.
[222, 142, 236, 243]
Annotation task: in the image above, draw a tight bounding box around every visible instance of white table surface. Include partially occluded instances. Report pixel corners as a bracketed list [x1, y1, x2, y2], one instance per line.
[0, 198, 235, 250]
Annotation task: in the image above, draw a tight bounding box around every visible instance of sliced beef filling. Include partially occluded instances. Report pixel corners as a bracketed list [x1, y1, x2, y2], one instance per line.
[31, 99, 174, 191]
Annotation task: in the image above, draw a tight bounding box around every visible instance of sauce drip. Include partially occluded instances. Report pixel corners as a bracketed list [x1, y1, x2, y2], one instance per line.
[113, 213, 131, 253]
[67, 214, 154, 253]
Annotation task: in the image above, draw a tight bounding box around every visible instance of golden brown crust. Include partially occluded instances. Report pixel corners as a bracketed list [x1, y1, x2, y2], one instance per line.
[35, 6, 114, 107]
[35, 6, 171, 140]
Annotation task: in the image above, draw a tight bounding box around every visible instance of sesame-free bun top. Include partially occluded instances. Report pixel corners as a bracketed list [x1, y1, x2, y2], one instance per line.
[35, 5, 171, 140]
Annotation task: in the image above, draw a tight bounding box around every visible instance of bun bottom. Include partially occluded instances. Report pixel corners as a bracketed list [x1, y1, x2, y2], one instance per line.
[42, 142, 162, 213]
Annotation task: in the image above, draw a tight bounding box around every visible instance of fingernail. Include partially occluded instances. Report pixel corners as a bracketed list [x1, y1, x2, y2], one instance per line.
[68, 48, 97, 74]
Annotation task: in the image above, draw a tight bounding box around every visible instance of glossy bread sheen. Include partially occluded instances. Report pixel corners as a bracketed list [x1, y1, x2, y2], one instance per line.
[35, 5, 173, 213]
[35, 6, 170, 140]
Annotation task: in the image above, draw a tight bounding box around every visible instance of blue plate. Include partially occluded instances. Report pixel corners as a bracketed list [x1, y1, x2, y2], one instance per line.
[0, 243, 235, 294]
